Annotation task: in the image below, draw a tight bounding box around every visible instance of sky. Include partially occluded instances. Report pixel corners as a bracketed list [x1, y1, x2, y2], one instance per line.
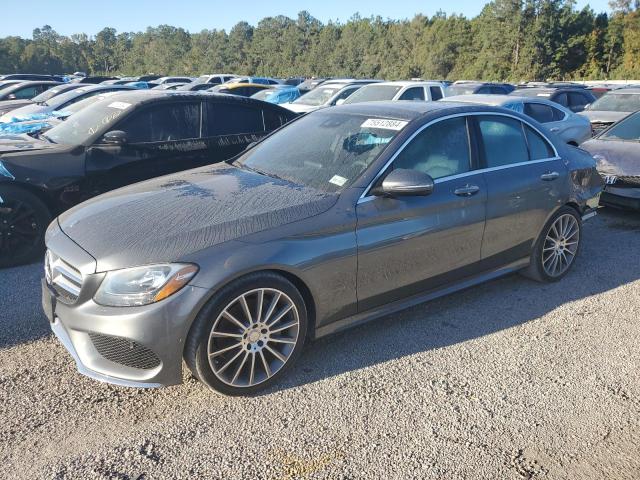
[4, 0, 612, 38]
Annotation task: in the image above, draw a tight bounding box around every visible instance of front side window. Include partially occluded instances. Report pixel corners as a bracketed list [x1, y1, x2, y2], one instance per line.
[398, 87, 425, 101]
[568, 92, 590, 110]
[343, 85, 403, 104]
[478, 116, 529, 167]
[553, 92, 568, 107]
[13, 86, 39, 99]
[392, 117, 470, 179]
[332, 87, 358, 104]
[263, 108, 289, 131]
[204, 103, 263, 136]
[115, 102, 200, 143]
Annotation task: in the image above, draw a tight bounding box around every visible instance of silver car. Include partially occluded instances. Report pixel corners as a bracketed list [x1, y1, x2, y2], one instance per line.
[579, 87, 640, 136]
[42, 102, 603, 395]
[444, 94, 592, 145]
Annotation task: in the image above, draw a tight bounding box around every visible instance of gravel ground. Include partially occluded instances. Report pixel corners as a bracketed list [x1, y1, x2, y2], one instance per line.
[1, 208, 639, 480]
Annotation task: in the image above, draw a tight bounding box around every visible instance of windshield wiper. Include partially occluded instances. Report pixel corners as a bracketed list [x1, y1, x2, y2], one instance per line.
[38, 133, 55, 144]
[36, 101, 49, 106]
[236, 162, 285, 181]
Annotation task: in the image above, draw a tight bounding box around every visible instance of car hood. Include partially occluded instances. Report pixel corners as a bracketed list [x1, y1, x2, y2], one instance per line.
[57, 163, 339, 272]
[579, 110, 630, 124]
[0, 103, 51, 123]
[0, 133, 58, 154]
[581, 139, 640, 176]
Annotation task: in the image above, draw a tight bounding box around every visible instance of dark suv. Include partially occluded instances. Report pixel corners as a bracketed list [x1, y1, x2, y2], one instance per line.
[0, 91, 297, 266]
[513, 87, 596, 113]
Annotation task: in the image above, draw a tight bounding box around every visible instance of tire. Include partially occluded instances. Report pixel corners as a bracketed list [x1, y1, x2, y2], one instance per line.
[0, 185, 51, 268]
[521, 206, 582, 283]
[185, 272, 308, 396]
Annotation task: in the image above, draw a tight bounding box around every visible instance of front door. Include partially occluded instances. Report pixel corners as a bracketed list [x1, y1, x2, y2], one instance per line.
[356, 116, 487, 312]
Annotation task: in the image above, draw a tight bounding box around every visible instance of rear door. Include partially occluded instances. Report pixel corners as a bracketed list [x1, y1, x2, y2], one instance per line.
[202, 101, 267, 163]
[477, 114, 567, 264]
[356, 116, 487, 311]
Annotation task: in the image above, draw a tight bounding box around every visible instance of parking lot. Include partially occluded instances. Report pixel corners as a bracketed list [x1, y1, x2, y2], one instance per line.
[0, 207, 637, 479]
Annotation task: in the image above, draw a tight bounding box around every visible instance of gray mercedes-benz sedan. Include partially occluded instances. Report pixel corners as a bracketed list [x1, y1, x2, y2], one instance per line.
[42, 101, 603, 395]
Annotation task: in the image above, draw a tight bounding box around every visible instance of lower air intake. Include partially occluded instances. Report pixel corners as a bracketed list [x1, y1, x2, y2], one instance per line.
[89, 333, 161, 370]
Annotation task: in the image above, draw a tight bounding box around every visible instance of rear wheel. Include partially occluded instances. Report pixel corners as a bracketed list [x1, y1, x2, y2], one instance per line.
[0, 185, 51, 268]
[522, 206, 582, 282]
[185, 272, 308, 395]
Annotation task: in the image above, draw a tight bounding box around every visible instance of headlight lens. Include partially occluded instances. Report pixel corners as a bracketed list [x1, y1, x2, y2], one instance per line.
[94, 263, 198, 307]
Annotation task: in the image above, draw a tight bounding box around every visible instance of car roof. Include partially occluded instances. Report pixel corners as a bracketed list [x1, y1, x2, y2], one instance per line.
[220, 83, 270, 89]
[92, 90, 287, 108]
[601, 87, 640, 94]
[514, 87, 586, 94]
[330, 100, 509, 122]
[367, 81, 443, 87]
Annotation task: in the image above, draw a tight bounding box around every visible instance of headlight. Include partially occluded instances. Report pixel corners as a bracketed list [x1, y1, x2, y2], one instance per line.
[94, 263, 198, 307]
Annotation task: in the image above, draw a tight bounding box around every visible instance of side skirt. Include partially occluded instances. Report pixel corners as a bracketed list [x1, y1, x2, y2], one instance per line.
[314, 257, 530, 339]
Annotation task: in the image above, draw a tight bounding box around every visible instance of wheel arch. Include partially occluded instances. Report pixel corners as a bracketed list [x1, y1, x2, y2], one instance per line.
[0, 181, 55, 217]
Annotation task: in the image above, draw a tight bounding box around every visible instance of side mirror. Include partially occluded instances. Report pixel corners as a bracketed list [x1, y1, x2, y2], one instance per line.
[101, 130, 128, 145]
[335, 98, 346, 106]
[7, 94, 16, 100]
[372, 169, 434, 197]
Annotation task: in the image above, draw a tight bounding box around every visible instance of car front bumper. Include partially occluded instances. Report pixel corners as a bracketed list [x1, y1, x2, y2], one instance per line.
[600, 186, 640, 210]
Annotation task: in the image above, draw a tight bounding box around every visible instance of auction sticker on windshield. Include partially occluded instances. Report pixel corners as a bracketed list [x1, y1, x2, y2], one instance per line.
[329, 175, 348, 186]
[361, 118, 408, 131]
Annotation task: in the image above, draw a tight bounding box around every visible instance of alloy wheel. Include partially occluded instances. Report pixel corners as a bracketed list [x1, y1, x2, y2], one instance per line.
[542, 213, 580, 278]
[0, 200, 41, 257]
[207, 288, 300, 388]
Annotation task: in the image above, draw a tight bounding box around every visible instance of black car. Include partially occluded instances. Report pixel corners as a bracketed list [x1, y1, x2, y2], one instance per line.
[0, 91, 297, 266]
[70, 76, 119, 84]
[0, 81, 61, 106]
[512, 87, 596, 113]
[447, 82, 515, 95]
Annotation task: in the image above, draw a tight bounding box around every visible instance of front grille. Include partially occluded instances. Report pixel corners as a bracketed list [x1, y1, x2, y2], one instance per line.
[616, 176, 640, 187]
[89, 333, 161, 370]
[46, 250, 83, 303]
[591, 122, 613, 136]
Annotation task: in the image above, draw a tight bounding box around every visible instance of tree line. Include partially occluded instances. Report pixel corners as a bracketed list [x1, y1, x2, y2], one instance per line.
[1, 0, 639, 81]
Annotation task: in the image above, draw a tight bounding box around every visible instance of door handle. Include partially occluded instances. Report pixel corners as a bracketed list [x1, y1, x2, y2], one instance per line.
[540, 171, 560, 181]
[454, 185, 480, 196]
[549, 127, 560, 132]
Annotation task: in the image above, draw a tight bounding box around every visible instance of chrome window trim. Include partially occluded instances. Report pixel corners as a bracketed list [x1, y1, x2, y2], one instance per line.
[357, 111, 560, 204]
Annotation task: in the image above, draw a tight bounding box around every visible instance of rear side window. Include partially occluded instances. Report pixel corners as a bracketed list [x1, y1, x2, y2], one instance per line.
[263, 108, 289, 131]
[551, 106, 566, 121]
[398, 87, 425, 101]
[476, 87, 491, 94]
[524, 125, 555, 160]
[392, 117, 470, 179]
[204, 102, 264, 136]
[524, 103, 554, 123]
[430, 86, 443, 101]
[116, 102, 200, 143]
[490, 86, 507, 94]
[478, 116, 529, 167]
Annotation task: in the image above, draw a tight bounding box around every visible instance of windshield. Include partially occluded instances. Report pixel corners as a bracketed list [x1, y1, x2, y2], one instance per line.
[46, 97, 133, 145]
[588, 93, 640, 112]
[60, 92, 121, 115]
[515, 89, 552, 98]
[251, 89, 275, 101]
[46, 87, 93, 108]
[447, 85, 478, 96]
[293, 86, 340, 106]
[235, 111, 406, 192]
[600, 112, 640, 141]
[344, 85, 403, 104]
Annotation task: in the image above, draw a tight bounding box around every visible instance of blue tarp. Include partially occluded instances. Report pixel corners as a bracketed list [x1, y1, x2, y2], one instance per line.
[262, 88, 301, 104]
[0, 122, 52, 135]
[1, 110, 71, 124]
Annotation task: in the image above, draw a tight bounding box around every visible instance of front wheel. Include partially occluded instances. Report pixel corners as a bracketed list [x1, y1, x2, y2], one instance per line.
[0, 185, 51, 268]
[522, 206, 582, 283]
[185, 272, 308, 395]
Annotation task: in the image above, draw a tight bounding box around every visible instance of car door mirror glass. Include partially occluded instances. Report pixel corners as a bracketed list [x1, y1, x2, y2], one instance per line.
[101, 130, 128, 145]
[7, 94, 16, 100]
[373, 168, 434, 197]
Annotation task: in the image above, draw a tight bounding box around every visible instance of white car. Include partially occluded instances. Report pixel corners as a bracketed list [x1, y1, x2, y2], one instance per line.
[284, 79, 380, 113]
[444, 94, 592, 145]
[343, 81, 448, 104]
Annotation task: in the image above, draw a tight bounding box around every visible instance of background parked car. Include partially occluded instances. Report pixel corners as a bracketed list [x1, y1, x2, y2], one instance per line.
[224, 76, 281, 85]
[443, 94, 591, 145]
[154, 76, 195, 85]
[297, 77, 330, 94]
[210, 82, 272, 97]
[176, 82, 218, 91]
[512, 86, 596, 113]
[0, 81, 62, 113]
[0, 91, 297, 266]
[0, 73, 65, 82]
[250, 85, 301, 104]
[192, 74, 238, 86]
[447, 81, 515, 95]
[343, 81, 447, 104]
[581, 111, 640, 210]
[71, 76, 119, 84]
[152, 83, 189, 90]
[284, 79, 381, 113]
[579, 87, 640, 136]
[40, 101, 602, 394]
[0, 84, 138, 123]
[0, 83, 87, 117]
